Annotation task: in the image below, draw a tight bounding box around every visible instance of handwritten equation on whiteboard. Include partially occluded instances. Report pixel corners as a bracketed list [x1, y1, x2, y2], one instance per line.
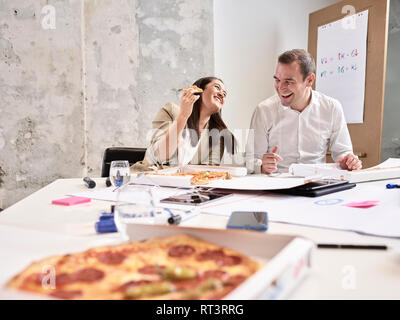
[320, 49, 360, 78]
[316, 10, 369, 124]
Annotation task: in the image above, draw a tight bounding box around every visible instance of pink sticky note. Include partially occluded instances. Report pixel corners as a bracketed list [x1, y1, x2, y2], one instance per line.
[343, 200, 380, 209]
[52, 196, 91, 206]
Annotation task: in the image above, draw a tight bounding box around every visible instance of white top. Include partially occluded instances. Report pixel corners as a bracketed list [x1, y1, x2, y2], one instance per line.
[246, 90, 353, 174]
[146, 127, 222, 166]
[143, 103, 223, 166]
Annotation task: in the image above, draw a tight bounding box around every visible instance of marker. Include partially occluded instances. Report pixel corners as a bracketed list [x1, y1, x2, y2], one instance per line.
[83, 177, 96, 189]
[317, 244, 388, 250]
[95, 219, 117, 233]
[386, 184, 400, 189]
[167, 209, 200, 225]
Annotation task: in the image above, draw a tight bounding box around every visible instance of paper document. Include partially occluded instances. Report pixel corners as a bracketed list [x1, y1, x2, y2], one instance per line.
[201, 179, 400, 238]
[207, 174, 306, 190]
[289, 158, 400, 183]
[71, 185, 189, 207]
[316, 10, 369, 124]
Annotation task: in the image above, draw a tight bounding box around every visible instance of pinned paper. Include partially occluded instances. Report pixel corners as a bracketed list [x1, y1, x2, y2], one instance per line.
[343, 200, 380, 209]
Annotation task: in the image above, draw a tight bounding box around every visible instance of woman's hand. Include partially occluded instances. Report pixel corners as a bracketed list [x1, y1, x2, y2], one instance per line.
[179, 87, 200, 120]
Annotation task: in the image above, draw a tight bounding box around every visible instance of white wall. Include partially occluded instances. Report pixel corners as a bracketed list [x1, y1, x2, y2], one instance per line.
[214, 0, 339, 150]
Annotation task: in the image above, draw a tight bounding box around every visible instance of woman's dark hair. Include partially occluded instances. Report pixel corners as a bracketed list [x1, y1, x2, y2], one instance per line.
[185, 76, 236, 156]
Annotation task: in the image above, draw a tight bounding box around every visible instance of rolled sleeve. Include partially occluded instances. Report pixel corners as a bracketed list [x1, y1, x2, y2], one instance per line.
[329, 100, 353, 162]
[246, 105, 268, 174]
[143, 103, 177, 165]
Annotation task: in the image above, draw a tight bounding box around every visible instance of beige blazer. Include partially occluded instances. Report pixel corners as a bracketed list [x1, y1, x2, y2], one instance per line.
[142, 103, 225, 167]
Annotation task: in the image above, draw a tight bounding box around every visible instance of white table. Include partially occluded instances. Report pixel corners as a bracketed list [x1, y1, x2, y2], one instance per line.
[1, 178, 400, 299]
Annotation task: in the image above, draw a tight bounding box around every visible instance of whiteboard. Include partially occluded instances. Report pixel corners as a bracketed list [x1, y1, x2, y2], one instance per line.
[316, 10, 369, 124]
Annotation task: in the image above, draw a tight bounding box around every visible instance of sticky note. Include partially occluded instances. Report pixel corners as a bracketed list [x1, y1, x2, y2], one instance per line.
[52, 196, 91, 206]
[343, 200, 380, 209]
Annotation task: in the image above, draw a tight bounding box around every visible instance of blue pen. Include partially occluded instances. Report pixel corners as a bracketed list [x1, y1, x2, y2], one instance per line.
[386, 184, 400, 189]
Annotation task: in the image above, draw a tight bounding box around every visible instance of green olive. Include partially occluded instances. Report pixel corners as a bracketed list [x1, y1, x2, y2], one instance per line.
[198, 278, 222, 292]
[124, 282, 174, 299]
[181, 278, 222, 299]
[161, 266, 197, 281]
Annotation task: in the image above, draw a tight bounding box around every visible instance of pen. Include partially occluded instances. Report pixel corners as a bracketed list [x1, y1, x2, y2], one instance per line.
[317, 244, 388, 250]
[386, 184, 400, 189]
[167, 209, 200, 225]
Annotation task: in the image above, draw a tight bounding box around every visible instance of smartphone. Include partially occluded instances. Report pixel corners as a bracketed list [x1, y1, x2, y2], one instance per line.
[160, 190, 233, 206]
[226, 211, 268, 232]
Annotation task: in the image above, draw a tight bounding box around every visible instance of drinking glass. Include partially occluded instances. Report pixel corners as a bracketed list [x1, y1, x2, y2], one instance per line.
[109, 160, 131, 188]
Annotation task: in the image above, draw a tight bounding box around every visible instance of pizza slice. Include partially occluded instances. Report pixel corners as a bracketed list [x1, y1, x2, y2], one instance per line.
[190, 85, 203, 95]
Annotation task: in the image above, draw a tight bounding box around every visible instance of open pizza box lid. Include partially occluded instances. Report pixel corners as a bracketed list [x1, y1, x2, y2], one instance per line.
[132, 165, 247, 189]
[125, 224, 315, 300]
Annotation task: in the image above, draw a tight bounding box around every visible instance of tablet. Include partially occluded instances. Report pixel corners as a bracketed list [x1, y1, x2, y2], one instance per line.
[160, 190, 233, 206]
[272, 179, 356, 197]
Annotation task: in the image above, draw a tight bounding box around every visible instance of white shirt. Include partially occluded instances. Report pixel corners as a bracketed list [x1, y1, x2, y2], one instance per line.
[145, 127, 222, 166]
[246, 90, 353, 174]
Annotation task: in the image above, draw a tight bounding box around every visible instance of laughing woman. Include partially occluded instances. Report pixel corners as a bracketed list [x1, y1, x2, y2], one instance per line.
[142, 77, 236, 168]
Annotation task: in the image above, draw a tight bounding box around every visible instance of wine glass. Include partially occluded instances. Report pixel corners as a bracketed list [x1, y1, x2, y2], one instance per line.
[109, 160, 131, 189]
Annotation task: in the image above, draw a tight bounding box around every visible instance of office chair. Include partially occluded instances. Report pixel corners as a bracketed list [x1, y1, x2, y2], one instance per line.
[101, 147, 147, 177]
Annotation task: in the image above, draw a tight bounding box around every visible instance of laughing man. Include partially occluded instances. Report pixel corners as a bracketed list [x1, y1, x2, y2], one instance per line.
[246, 49, 362, 175]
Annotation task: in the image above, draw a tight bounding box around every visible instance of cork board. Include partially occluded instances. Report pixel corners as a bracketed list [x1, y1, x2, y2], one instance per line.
[308, 0, 389, 168]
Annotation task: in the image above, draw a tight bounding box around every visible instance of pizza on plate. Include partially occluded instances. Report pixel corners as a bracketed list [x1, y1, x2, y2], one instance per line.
[147, 171, 232, 185]
[6, 234, 261, 300]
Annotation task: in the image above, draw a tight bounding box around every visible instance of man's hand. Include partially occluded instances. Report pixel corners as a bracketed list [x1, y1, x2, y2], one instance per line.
[338, 153, 362, 171]
[261, 146, 283, 174]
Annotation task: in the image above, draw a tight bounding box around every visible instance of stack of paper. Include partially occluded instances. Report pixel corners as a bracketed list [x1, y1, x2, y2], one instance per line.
[289, 158, 400, 183]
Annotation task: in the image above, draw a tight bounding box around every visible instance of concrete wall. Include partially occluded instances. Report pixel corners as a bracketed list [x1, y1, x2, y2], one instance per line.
[214, 0, 339, 150]
[0, 0, 214, 209]
[382, 0, 400, 161]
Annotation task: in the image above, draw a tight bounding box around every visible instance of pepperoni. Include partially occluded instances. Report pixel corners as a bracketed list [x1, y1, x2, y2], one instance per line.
[196, 249, 242, 266]
[196, 249, 225, 261]
[216, 255, 242, 267]
[137, 265, 166, 275]
[172, 278, 202, 291]
[56, 254, 72, 267]
[202, 270, 229, 281]
[23, 273, 44, 286]
[224, 274, 247, 286]
[73, 268, 105, 282]
[49, 290, 82, 300]
[168, 245, 196, 258]
[55, 273, 75, 286]
[97, 251, 126, 265]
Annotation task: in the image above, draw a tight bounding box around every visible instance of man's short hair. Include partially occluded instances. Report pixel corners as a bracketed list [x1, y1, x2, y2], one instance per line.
[278, 49, 316, 80]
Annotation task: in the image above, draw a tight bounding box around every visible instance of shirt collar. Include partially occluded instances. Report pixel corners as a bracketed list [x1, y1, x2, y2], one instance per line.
[278, 90, 316, 113]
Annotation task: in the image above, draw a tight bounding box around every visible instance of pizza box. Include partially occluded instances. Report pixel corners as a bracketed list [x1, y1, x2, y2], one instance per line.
[132, 165, 247, 189]
[125, 223, 315, 300]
